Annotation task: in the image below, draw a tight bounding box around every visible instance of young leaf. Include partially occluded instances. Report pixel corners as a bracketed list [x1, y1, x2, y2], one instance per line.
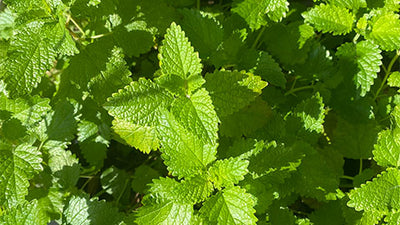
[208, 157, 249, 189]
[0, 143, 43, 207]
[200, 186, 257, 224]
[171, 88, 219, 145]
[302, 4, 354, 35]
[232, 0, 289, 30]
[159, 22, 202, 79]
[156, 110, 217, 178]
[369, 12, 400, 51]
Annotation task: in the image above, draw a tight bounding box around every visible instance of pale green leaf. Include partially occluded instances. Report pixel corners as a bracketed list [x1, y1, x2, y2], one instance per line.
[0, 200, 47, 225]
[388, 72, 400, 88]
[348, 168, 400, 212]
[326, 0, 367, 10]
[159, 22, 202, 79]
[200, 186, 257, 224]
[232, 0, 289, 30]
[136, 200, 193, 225]
[204, 70, 267, 117]
[302, 4, 354, 35]
[63, 195, 123, 225]
[156, 110, 217, 178]
[298, 23, 315, 49]
[111, 119, 159, 153]
[369, 12, 400, 51]
[208, 157, 249, 189]
[0, 144, 43, 207]
[171, 88, 219, 145]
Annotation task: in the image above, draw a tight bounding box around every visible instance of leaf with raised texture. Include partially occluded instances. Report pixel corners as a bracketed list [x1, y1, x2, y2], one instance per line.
[348, 168, 400, 212]
[159, 22, 202, 79]
[157, 110, 217, 178]
[373, 106, 400, 168]
[336, 41, 382, 97]
[232, 0, 289, 30]
[171, 88, 219, 145]
[200, 186, 257, 224]
[369, 12, 400, 51]
[112, 119, 159, 153]
[209, 157, 249, 189]
[105, 78, 174, 126]
[294, 93, 325, 133]
[302, 4, 354, 35]
[63, 195, 124, 225]
[136, 200, 193, 225]
[0, 200, 47, 225]
[0, 143, 43, 207]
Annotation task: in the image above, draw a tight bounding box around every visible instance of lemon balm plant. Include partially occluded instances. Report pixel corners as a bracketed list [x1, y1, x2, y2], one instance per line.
[0, 0, 400, 224]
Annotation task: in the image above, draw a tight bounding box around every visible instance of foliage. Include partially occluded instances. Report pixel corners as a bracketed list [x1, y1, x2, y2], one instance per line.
[0, 0, 400, 224]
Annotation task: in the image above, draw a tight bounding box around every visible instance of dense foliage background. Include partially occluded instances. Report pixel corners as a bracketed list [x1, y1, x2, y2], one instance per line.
[1, 0, 400, 224]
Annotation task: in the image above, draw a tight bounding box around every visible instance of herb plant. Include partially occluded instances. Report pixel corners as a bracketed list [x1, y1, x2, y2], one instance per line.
[1, 0, 400, 224]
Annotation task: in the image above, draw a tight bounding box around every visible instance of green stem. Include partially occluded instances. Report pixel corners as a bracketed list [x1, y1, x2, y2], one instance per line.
[251, 26, 266, 49]
[359, 159, 363, 174]
[284, 85, 314, 96]
[197, 0, 200, 9]
[374, 50, 400, 100]
[89, 32, 112, 39]
[341, 175, 355, 180]
[69, 15, 85, 37]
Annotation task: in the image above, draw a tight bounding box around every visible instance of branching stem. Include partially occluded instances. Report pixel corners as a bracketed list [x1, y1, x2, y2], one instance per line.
[374, 50, 400, 100]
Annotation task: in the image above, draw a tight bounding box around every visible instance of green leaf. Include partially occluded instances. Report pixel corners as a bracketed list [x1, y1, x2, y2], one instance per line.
[131, 165, 160, 193]
[298, 23, 315, 49]
[302, 4, 354, 35]
[105, 78, 174, 126]
[1, 21, 60, 97]
[156, 110, 217, 178]
[369, 12, 400, 51]
[388, 71, 400, 88]
[348, 168, 400, 212]
[204, 70, 267, 117]
[171, 88, 219, 145]
[232, 0, 289, 30]
[294, 93, 325, 133]
[336, 41, 382, 97]
[111, 119, 159, 153]
[46, 100, 79, 142]
[254, 52, 286, 88]
[88, 47, 132, 105]
[327, 0, 367, 10]
[373, 106, 400, 168]
[47, 142, 80, 189]
[0, 8, 16, 39]
[0, 95, 51, 126]
[136, 200, 193, 225]
[101, 166, 130, 199]
[200, 186, 257, 224]
[333, 118, 378, 159]
[0, 200, 47, 225]
[63, 195, 123, 225]
[208, 157, 249, 189]
[219, 98, 271, 137]
[179, 9, 224, 59]
[159, 22, 202, 79]
[0, 143, 43, 207]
